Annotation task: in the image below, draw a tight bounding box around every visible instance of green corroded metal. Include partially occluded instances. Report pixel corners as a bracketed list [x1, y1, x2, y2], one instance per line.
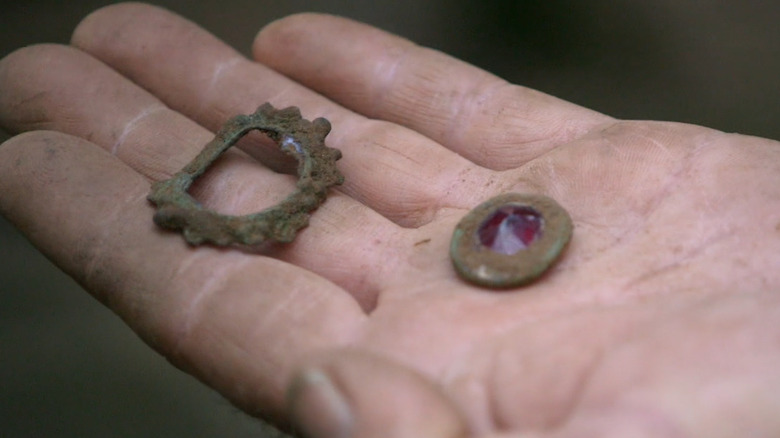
[148, 103, 343, 247]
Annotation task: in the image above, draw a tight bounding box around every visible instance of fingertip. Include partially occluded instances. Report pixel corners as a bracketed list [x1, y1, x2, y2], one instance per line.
[0, 131, 53, 222]
[0, 130, 107, 221]
[71, 2, 167, 50]
[288, 367, 355, 438]
[70, 0, 244, 110]
[252, 13, 404, 68]
[252, 12, 336, 62]
[0, 42, 71, 69]
[0, 130, 54, 164]
[0, 44, 72, 133]
[287, 350, 468, 438]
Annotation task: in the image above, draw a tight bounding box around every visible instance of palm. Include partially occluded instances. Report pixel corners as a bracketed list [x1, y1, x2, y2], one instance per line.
[2, 5, 779, 437]
[361, 120, 780, 434]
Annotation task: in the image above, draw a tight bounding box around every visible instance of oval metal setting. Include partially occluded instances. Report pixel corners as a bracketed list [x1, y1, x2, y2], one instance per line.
[450, 193, 573, 288]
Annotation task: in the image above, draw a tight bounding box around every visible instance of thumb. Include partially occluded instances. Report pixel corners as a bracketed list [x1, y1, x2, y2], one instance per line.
[286, 349, 469, 438]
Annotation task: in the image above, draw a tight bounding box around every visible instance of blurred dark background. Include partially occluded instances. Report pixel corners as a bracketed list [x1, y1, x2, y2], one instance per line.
[1, 1, 778, 436]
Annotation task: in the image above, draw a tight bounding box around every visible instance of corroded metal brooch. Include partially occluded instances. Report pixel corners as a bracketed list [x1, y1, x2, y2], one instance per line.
[450, 193, 572, 288]
[148, 103, 343, 246]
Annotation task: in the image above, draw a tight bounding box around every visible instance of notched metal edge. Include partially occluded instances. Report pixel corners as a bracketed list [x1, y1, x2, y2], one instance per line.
[147, 102, 344, 247]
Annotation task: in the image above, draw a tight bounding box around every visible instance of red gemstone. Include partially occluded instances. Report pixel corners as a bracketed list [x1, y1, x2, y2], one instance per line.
[477, 205, 544, 255]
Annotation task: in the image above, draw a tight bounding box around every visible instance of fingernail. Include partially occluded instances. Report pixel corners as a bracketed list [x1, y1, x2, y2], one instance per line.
[288, 368, 354, 438]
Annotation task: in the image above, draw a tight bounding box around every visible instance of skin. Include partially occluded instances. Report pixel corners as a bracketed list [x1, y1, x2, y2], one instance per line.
[1, 3, 780, 437]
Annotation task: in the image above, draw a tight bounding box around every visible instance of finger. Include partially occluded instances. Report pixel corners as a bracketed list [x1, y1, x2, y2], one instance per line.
[287, 349, 468, 438]
[0, 131, 367, 422]
[71, 3, 499, 227]
[0, 43, 403, 303]
[254, 13, 613, 170]
[0, 44, 184, 181]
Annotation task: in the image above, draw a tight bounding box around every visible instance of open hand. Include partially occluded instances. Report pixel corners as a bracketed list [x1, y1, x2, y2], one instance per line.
[2, 4, 779, 437]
